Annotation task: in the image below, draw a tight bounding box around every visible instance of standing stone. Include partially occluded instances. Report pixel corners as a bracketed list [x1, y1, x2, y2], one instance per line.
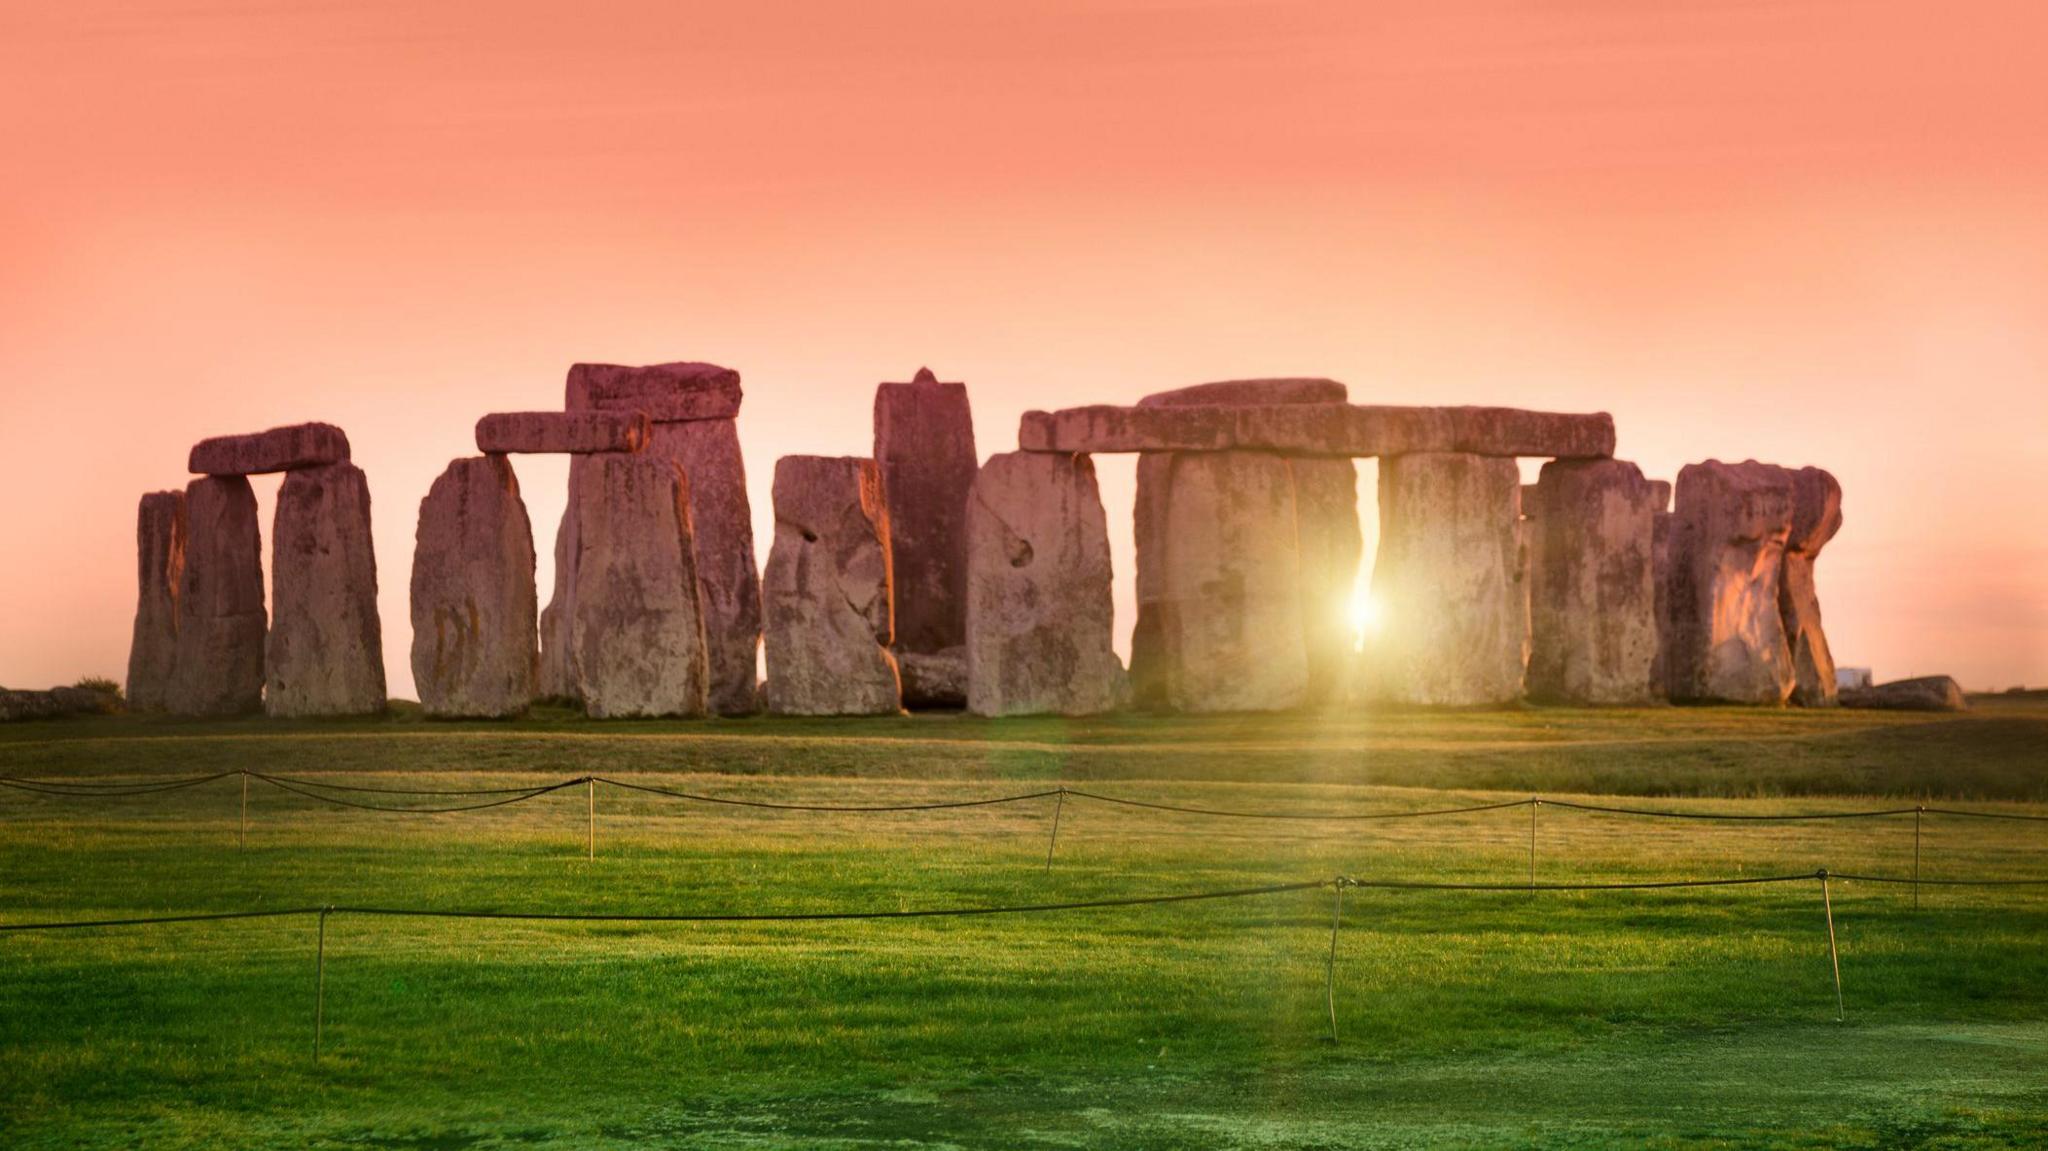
[966, 452, 1125, 716]
[166, 476, 266, 716]
[542, 361, 760, 714]
[1131, 379, 1358, 711]
[1526, 459, 1660, 704]
[267, 463, 386, 716]
[1369, 453, 1527, 705]
[410, 456, 538, 717]
[1664, 460, 1796, 704]
[762, 456, 902, 715]
[568, 455, 710, 717]
[126, 491, 187, 711]
[1135, 451, 1309, 711]
[563, 455, 710, 717]
[1782, 468, 1843, 707]
[874, 368, 978, 700]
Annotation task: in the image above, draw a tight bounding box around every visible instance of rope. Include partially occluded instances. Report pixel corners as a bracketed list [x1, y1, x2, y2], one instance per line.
[1061, 789, 1534, 821]
[3, 868, 2039, 935]
[250, 771, 574, 797]
[1540, 798, 1919, 821]
[594, 775, 1063, 812]
[251, 775, 581, 814]
[0, 771, 239, 797]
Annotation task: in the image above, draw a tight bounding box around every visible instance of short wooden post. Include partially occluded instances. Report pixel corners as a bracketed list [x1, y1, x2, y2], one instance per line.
[1527, 800, 1539, 888]
[1913, 807, 1923, 912]
[313, 908, 331, 1061]
[1819, 871, 1844, 1022]
[1042, 790, 1066, 874]
[1325, 880, 1346, 1043]
[239, 770, 248, 852]
[587, 777, 596, 862]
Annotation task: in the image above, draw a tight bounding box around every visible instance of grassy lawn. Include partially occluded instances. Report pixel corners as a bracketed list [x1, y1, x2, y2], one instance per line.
[2, 698, 2045, 1148]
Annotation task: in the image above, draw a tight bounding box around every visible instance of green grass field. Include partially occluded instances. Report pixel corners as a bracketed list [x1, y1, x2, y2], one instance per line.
[3, 698, 2046, 1148]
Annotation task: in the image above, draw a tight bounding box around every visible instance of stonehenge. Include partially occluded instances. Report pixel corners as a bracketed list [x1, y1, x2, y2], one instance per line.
[124, 365, 1858, 724]
[1368, 453, 1528, 706]
[544, 361, 761, 715]
[267, 462, 386, 716]
[966, 451, 1124, 716]
[165, 476, 268, 716]
[1525, 459, 1661, 704]
[125, 491, 186, 711]
[410, 456, 538, 717]
[762, 456, 903, 716]
[874, 368, 978, 705]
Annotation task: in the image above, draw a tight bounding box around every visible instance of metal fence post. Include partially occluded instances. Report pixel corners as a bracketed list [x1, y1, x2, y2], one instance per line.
[1325, 879, 1346, 1043]
[1913, 807, 1923, 912]
[1528, 799, 1539, 888]
[313, 907, 331, 1061]
[239, 770, 248, 852]
[587, 777, 596, 862]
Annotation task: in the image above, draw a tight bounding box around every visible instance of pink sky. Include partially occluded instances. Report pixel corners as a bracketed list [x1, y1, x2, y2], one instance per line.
[3, 0, 2044, 697]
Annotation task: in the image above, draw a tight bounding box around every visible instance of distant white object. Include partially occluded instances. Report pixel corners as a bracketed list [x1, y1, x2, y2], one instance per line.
[1836, 667, 1874, 690]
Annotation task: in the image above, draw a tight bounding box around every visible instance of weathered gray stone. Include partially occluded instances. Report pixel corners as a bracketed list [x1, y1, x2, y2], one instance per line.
[567, 361, 742, 422]
[1841, 675, 1967, 712]
[898, 647, 968, 710]
[1367, 453, 1527, 705]
[410, 456, 538, 717]
[189, 423, 351, 476]
[762, 456, 902, 716]
[1132, 451, 1309, 712]
[569, 454, 711, 717]
[475, 411, 649, 455]
[966, 452, 1124, 716]
[1664, 460, 1796, 705]
[874, 368, 978, 660]
[542, 362, 761, 713]
[1526, 459, 1660, 704]
[0, 685, 122, 722]
[267, 463, 386, 716]
[125, 490, 186, 711]
[1130, 379, 1358, 710]
[166, 476, 266, 716]
[1019, 403, 1615, 459]
[1782, 468, 1844, 707]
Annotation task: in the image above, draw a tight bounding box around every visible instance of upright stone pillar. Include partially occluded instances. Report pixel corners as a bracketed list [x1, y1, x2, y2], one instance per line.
[965, 452, 1124, 716]
[166, 476, 266, 716]
[1369, 452, 1527, 705]
[267, 462, 386, 716]
[1525, 459, 1660, 704]
[410, 456, 539, 717]
[542, 362, 760, 714]
[874, 367, 978, 706]
[126, 490, 187, 711]
[762, 456, 903, 716]
[570, 454, 712, 717]
[1664, 460, 1796, 704]
[1130, 378, 1358, 712]
[1781, 467, 1843, 707]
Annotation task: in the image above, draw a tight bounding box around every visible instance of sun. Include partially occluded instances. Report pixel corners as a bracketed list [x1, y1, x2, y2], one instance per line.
[1348, 585, 1383, 652]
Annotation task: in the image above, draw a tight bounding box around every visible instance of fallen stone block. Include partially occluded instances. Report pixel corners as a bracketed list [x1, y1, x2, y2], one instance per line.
[410, 456, 538, 717]
[125, 490, 186, 711]
[966, 452, 1125, 717]
[189, 423, 351, 476]
[897, 646, 968, 710]
[266, 462, 386, 716]
[762, 456, 903, 716]
[1841, 675, 1967, 711]
[475, 411, 649, 455]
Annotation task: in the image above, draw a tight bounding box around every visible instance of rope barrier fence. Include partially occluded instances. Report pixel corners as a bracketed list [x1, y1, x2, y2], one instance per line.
[2, 868, 2042, 1061]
